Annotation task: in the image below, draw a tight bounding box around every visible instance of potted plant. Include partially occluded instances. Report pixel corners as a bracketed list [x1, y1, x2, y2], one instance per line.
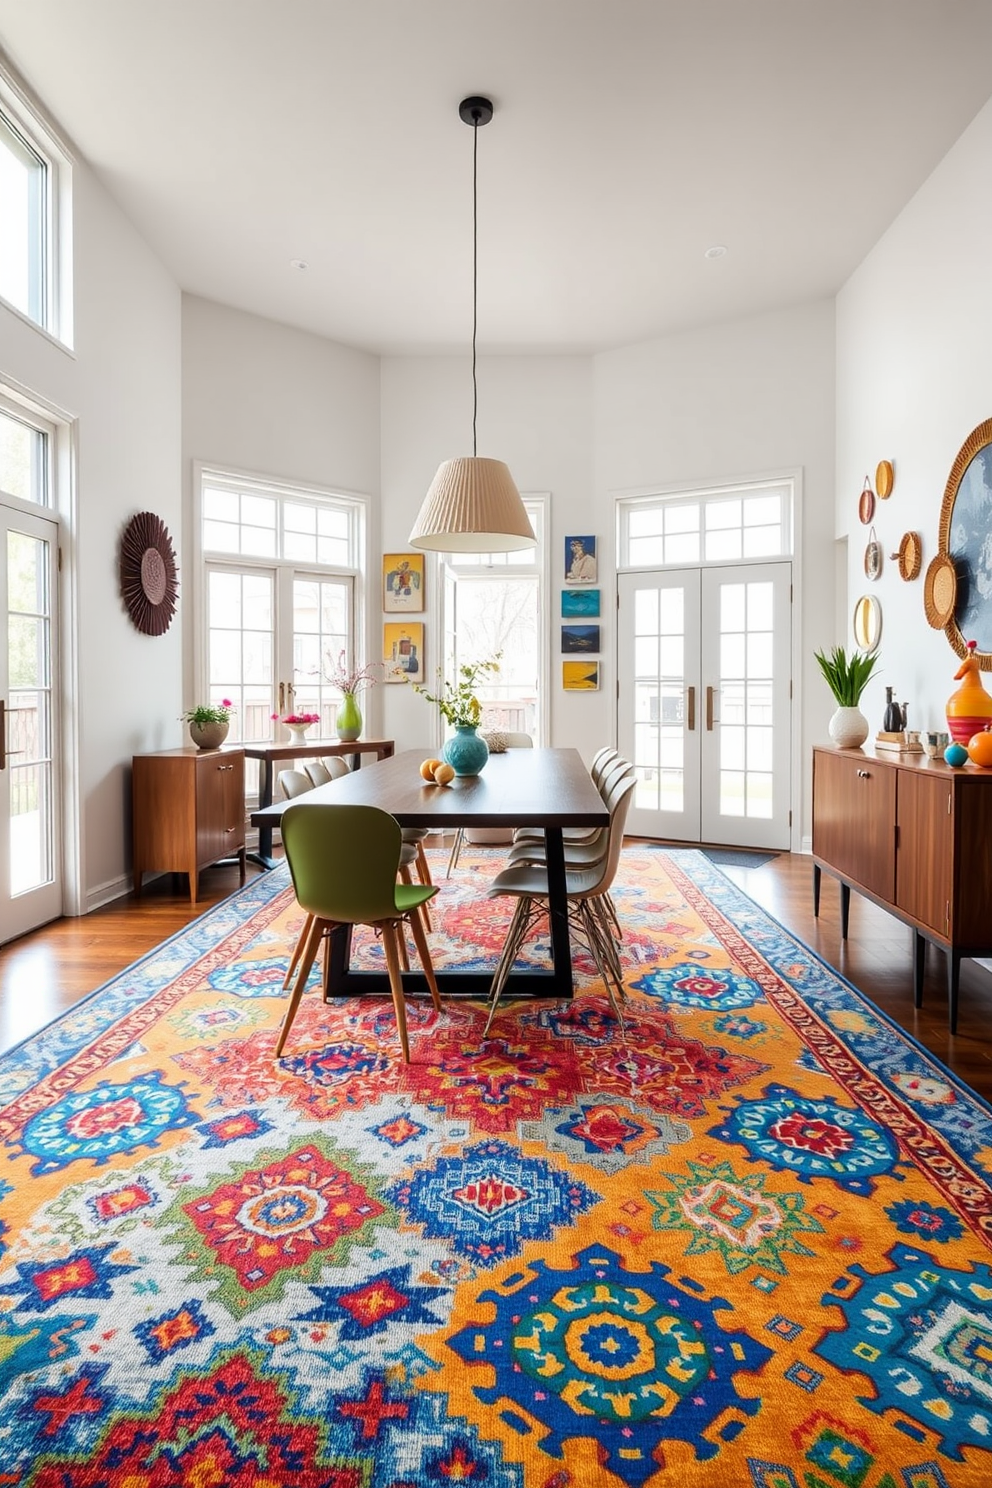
[180, 699, 234, 750]
[413, 655, 501, 776]
[813, 645, 879, 748]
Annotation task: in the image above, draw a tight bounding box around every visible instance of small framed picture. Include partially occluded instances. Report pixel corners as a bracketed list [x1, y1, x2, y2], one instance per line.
[561, 624, 600, 654]
[563, 660, 600, 691]
[562, 587, 600, 619]
[383, 553, 425, 613]
[383, 622, 424, 683]
[564, 535, 597, 585]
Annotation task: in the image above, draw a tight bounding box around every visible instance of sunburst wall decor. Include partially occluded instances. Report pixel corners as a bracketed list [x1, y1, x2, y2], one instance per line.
[119, 511, 179, 635]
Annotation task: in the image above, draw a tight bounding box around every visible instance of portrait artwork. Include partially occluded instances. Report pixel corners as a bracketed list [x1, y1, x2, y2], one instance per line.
[383, 553, 425, 613]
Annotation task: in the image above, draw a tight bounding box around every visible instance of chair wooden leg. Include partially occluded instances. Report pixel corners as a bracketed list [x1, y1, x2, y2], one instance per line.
[379, 921, 411, 1063]
[283, 911, 314, 989]
[275, 914, 326, 1056]
[407, 904, 442, 1013]
[414, 841, 433, 931]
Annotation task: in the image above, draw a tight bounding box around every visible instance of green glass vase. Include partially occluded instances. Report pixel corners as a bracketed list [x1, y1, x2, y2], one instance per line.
[335, 692, 362, 742]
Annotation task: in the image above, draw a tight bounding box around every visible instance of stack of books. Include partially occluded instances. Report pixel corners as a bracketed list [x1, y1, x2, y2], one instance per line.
[875, 731, 923, 753]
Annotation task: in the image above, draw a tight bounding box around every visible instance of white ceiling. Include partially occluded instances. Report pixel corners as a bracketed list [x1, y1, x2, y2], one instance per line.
[2, 0, 991, 356]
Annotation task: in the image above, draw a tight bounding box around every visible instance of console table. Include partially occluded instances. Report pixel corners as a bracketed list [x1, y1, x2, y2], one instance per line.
[811, 744, 992, 1031]
[243, 737, 394, 869]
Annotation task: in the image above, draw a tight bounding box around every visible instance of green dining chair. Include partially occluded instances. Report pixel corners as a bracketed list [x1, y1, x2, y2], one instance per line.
[276, 803, 442, 1062]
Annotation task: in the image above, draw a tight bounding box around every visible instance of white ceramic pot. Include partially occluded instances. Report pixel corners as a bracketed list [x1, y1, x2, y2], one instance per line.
[828, 705, 869, 749]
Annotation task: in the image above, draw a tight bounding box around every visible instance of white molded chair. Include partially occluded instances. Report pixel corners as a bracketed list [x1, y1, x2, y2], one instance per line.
[278, 768, 313, 800]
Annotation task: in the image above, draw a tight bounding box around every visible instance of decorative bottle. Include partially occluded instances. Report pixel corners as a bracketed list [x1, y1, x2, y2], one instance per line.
[946, 640, 992, 743]
[882, 686, 901, 733]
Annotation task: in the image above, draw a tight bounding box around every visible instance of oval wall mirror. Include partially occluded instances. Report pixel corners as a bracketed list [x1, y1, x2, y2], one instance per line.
[937, 417, 992, 670]
[853, 593, 882, 653]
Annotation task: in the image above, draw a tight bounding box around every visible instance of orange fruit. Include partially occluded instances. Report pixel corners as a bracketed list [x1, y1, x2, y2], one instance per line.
[433, 762, 455, 786]
[420, 758, 442, 781]
[967, 727, 992, 768]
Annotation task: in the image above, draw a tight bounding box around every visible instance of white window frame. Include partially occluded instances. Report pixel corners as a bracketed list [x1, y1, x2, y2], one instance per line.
[0, 61, 73, 347]
[193, 462, 370, 722]
[438, 493, 550, 746]
[617, 476, 795, 571]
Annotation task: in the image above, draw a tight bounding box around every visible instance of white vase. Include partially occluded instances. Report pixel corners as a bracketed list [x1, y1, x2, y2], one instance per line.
[828, 705, 869, 749]
[286, 725, 312, 747]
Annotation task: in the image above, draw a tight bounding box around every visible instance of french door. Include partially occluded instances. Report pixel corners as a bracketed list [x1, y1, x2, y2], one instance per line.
[618, 562, 792, 849]
[204, 563, 352, 795]
[1, 501, 61, 942]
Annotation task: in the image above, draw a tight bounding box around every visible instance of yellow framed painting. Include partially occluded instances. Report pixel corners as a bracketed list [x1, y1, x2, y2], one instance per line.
[383, 553, 425, 613]
[562, 660, 600, 691]
[383, 622, 424, 683]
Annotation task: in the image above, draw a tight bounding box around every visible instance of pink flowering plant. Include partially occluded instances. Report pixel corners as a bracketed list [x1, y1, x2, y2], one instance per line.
[323, 649, 382, 696]
[181, 698, 234, 725]
[271, 710, 321, 727]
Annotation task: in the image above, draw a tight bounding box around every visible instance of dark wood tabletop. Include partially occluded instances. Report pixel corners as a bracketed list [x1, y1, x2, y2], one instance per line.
[251, 747, 608, 831]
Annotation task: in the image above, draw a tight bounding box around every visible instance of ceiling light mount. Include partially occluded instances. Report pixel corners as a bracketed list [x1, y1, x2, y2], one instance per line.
[409, 93, 535, 553]
[458, 95, 493, 128]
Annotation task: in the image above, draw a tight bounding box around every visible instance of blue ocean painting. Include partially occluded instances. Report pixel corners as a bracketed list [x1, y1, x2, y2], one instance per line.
[561, 588, 601, 618]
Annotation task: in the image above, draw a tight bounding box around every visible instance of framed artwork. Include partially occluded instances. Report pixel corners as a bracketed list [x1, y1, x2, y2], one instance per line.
[383, 552, 425, 612]
[564, 534, 597, 585]
[563, 660, 600, 691]
[561, 624, 600, 654]
[937, 417, 992, 668]
[561, 587, 600, 618]
[383, 622, 424, 683]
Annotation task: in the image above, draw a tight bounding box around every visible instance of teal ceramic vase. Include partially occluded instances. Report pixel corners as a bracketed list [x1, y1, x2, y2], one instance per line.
[335, 693, 362, 742]
[442, 724, 489, 777]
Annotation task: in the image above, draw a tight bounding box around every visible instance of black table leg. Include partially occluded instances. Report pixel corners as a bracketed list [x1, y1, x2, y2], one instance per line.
[247, 757, 278, 870]
[812, 862, 821, 917]
[914, 930, 925, 1008]
[543, 826, 574, 997]
[840, 883, 850, 939]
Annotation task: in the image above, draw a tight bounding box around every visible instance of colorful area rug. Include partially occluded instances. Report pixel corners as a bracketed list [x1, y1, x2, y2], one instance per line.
[2, 848, 992, 1485]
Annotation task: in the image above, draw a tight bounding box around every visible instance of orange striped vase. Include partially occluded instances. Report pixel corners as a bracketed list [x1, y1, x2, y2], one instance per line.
[946, 640, 992, 743]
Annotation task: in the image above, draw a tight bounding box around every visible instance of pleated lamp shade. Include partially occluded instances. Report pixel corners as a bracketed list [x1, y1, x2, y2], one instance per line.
[408, 457, 537, 553]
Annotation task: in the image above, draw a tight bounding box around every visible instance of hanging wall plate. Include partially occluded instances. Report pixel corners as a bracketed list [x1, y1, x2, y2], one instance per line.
[119, 511, 179, 635]
[858, 477, 875, 525]
[890, 530, 922, 582]
[864, 526, 882, 580]
[923, 552, 957, 630]
[875, 459, 894, 499]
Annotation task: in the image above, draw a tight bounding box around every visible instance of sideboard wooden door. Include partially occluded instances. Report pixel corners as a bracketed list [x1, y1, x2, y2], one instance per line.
[894, 768, 953, 937]
[133, 748, 246, 903]
[811, 748, 895, 902]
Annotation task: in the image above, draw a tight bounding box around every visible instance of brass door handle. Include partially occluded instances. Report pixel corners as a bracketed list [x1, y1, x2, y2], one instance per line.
[687, 686, 695, 732]
[706, 685, 715, 731]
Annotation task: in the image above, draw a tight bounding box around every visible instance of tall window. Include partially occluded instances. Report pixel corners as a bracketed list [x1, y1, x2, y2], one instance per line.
[441, 496, 547, 741]
[0, 72, 71, 342]
[198, 469, 366, 791]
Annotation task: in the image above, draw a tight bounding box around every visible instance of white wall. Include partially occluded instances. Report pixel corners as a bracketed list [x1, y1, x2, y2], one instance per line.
[181, 295, 381, 722]
[836, 96, 992, 739]
[380, 354, 594, 752]
[1, 151, 181, 910]
[595, 301, 837, 840]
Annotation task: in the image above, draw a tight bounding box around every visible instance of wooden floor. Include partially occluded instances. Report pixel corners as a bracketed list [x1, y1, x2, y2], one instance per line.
[2, 848, 991, 1101]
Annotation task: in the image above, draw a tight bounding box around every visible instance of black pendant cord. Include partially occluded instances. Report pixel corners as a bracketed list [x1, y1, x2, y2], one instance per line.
[471, 113, 479, 459]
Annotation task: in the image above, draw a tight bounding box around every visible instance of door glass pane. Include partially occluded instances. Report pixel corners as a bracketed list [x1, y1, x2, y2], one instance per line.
[449, 575, 540, 738]
[293, 576, 351, 729]
[7, 530, 53, 894]
[207, 569, 274, 744]
[717, 578, 778, 821]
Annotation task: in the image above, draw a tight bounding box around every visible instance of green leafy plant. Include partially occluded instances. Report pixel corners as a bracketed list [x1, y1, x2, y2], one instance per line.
[413, 655, 501, 727]
[180, 699, 234, 726]
[813, 646, 879, 706]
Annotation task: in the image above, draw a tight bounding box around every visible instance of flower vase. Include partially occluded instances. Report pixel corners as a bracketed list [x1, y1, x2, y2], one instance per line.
[828, 706, 869, 749]
[442, 724, 490, 777]
[335, 693, 362, 742]
[286, 725, 312, 748]
[189, 720, 229, 750]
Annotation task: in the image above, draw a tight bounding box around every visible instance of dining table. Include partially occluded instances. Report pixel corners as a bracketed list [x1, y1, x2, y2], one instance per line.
[243, 737, 394, 869]
[250, 746, 609, 1000]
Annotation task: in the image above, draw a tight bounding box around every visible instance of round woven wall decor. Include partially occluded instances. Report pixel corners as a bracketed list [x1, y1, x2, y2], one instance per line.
[119, 511, 179, 635]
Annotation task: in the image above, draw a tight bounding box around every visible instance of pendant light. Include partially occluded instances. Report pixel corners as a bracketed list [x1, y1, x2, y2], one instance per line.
[409, 96, 536, 553]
